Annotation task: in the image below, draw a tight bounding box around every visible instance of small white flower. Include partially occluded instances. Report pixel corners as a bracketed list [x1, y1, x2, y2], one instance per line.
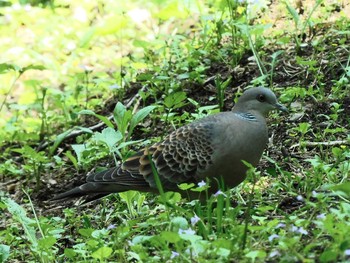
[107, 224, 116, 230]
[178, 228, 195, 235]
[316, 213, 326, 220]
[298, 227, 308, 235]
[312, 191, 318, 197]
[197, 180, 206, 187]
[269, 250, 281, 258]
[214, 190, 227, 197]
[79, 64, 93, 72]
[171, 251, 179, 259]
[296, 195, 304, 201]
[268, 234, 279, 242]
[109, 84, 121, 90]
[344, 249, 350, 256]
[290, 225, 298, 232]
[191, 214, 200, 226]
[276, 223, 286, 229]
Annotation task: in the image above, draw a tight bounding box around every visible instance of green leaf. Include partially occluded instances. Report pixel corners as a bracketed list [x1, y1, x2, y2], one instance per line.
[113, 102, 132, 135]
[116, 139, 143, 151]
[284, 1, 299, 26]
[50, 129, 74, 156]
[65, 150, 78, 170]
[178, 183, 195, 190]
[93, 127, 123, 150]
[114, 102, 126, 120]
[177, 73, 189, 80]
[71, 144, 87, 164]
[329, 182, 350, 196]
[38, 236, 57, 250]
[78, 228, 95, 237]
[133, 39, 150, 49]
[319, 249, 338, 263]
[131, 235, 152, 245]
[78, 110, 114, 128]
[2, 197, 38, 247]
[171, 216, 188, 230]
[91, 246, 113, 260]
[160, 231, 181, 243]
[0, 63, 21, 74]
[179, 233, 202, 243]
[64, 248, 77, 259]
[164, 92, 187, 109]
[245, 250, 267, 260]
[119, 191, 138, 202]
[129, 105, 157, 135]
[0, 245, 10, 262]
[21, 64, 46, 72]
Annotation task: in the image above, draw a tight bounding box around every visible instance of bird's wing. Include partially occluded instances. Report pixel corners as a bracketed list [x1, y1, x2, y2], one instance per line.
[122, 119, 216, 190]
[52, 118, 218, 201]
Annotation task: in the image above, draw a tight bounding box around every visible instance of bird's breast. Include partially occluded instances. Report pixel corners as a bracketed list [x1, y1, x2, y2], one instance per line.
[201, 114, 268, 188]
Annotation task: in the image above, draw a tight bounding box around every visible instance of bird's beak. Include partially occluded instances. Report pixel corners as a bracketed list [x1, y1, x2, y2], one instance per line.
[274, 102, 288, 113]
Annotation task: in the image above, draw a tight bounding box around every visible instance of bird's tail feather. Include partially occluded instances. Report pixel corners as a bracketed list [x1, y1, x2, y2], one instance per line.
[51, 181, 150, 201]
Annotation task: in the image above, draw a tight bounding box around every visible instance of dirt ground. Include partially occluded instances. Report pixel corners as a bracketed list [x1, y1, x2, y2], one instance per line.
[1, 0, 350, 217]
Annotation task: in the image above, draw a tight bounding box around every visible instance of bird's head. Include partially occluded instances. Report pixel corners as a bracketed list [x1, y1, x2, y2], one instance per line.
[234, 87, 288, 116]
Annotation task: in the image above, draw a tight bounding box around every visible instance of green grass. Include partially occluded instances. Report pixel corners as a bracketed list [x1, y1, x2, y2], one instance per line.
[1, 0, 350, 262]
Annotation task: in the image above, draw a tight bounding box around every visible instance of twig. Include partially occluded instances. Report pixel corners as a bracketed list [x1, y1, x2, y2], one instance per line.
[290, 140, 349, 149]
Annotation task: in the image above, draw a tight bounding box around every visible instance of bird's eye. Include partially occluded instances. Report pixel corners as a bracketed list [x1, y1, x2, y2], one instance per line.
[257, 94, 265, 102]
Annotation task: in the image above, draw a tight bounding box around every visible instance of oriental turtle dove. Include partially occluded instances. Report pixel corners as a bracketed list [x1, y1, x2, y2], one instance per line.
[53, 87, 287, 201]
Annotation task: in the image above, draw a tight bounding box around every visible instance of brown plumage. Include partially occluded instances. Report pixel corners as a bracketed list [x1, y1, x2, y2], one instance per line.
[53, 87, 287, 201]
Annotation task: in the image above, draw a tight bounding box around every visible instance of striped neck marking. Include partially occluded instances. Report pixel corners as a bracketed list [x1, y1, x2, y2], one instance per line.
[234, 112, 257, 122]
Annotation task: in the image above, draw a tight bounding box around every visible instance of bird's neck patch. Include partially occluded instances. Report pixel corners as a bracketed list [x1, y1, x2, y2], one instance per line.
[234, 112, 257, 122]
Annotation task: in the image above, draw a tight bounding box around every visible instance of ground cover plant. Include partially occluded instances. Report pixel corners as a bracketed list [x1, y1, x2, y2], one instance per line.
[0, 0, 350, 262]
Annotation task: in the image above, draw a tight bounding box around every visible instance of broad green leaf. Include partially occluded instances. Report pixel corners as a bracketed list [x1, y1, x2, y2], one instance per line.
[65, 150, 78, 170]
[38, 236, 57, 250]
[113, 102, 132, 135]
[178, 183, 195, 190]
[93, 127, 122, 150]
[245, 250, 267, 260]
[177, 73, 189, 80]
[2, 197, 37, 247]
[131, 235, 152, 245]
[164, 92, 187, 109]
[284, 1, 299, 26]
[64, 248, 76, 259]
[160, 231, 181, 243]
[71, 144, 87, 164]
[78, 110, 114, 128]
[119, 190, 139, 201]
[78, 228, 94, 237]
[0, 63, 21, 74]
[50, 129, 74, 156]
[319, 249, 338, 263]
[116, 139, 143, 151]
[129, 105, 157, 134]
[133, 39, 149, 48]
[171, 216, 188, 229]
[21, 64, 46, 72]
[329, 182, 350, 196]
[91, 246, 113, 260]
[0, 245, 10, 262]
[179, 233, 202, 243]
